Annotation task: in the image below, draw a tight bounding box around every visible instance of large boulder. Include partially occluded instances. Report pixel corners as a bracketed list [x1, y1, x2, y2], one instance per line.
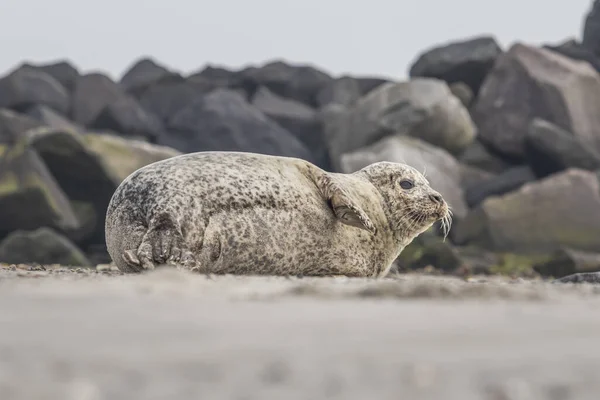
[0, 109, 43, 145]
[457, 139, 512, 174]
[583, 0, 600, 56]
[544, 38, 600, 75]
[409, 36, 502, 95]
[0, 143, 80, 239]
[90, 95, 165, 142]
[326, 78, 476, 168]
[19, 60, 80, 92]
[452, 169, 600, 254]
[237, 60, 332, 106]
[464, 165, 536, 208]
[24, 105, 82, 132]
[338, 135, 468, 219]
[0, 227, 91, 267]
[119, 57, 179, 94]
[137, 77, 216, 123]
[0, 66, 70, 115]
[472, 43, 600, 161]
[164, 89, 316, 163]
[26, 127, 181, 244]
[70, 73, 126, 126]
[251, 86, 329, 169]
[316, 76, 389, 107]
[524, 118, 600, 178]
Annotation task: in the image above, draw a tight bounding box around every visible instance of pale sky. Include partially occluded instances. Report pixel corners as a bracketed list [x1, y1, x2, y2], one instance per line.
[0, 0, 594, 81]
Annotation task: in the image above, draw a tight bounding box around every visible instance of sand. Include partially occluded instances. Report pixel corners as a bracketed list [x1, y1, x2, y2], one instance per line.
[1, 265, 600, 400]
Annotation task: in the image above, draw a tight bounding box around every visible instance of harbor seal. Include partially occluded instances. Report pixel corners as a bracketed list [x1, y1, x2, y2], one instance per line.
[105, 151, 451, 277]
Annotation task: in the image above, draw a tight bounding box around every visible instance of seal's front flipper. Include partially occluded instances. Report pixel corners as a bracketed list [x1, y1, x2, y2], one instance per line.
[315, 171, 376, 235]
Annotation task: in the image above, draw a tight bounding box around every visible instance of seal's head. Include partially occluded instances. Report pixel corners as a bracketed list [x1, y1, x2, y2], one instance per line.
[358, 161, 451, 240]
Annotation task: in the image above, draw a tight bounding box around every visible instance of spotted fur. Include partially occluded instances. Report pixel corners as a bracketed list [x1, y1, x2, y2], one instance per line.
[104, 151, 450, 277]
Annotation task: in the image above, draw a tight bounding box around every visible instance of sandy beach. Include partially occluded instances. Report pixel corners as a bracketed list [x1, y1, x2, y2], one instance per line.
[0, 266, 599, 400]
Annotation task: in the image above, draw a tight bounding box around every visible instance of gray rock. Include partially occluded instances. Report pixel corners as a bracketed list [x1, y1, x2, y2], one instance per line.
[189, 65, 244, 87]
[452, 168, 600, 253]
[238, 60, 332, 106]
[0, 109, 43, 145]
[464, 165, 536, 208]
[327, 78, 476, 169]
[472, 43, 600, 161]
[0, 227, 91, 267]
[119, 57, 178, 94]
[70, 73, 125, 126]
[339, 135, 468, 219]
[458, 139, 511, 174]
[524, 118, 600, 178]
[534, 248, 600, 279]
[90, 95, 165, 141]
[449, 82, 474, 107]
[0, 66, 70, 115]
[544, 38, 600, 75]
[138, 77, 216, 123]
[165, 89, 316, 162]
[459, 164, 496, 190]
[24, 105, 82, 132]
[19, 60, 80, 92]
[316, 76, 362, 107]
[251, 86, 329, 169]
[409, 36, 502, 95]
[583, 0, 600, 56]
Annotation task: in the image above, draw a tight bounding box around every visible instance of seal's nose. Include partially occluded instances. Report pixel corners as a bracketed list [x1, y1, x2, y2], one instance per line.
[429, 193, 443, 204]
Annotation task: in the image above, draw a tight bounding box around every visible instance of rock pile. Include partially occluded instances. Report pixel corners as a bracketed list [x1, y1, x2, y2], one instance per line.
[3, 3, 600, 279]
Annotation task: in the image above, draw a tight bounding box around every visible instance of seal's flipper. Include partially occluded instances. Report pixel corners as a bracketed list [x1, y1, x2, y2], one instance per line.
[314, 171, 376, 234]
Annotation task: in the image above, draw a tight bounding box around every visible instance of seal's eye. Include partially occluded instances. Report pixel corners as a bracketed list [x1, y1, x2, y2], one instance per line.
[399, 180, 414, 190]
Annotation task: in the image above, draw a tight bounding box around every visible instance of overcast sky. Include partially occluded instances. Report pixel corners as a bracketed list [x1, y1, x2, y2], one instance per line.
[0, 0, 594, 81]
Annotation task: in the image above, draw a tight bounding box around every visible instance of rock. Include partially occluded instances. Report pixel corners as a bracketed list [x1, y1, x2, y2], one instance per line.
[189, 65, 244, 87]
[238, 60, 332, 106]
[449, 82, 474, 107]
[26, 127, 180, 244]
[534, 248, 600, 279]
[339, 135, 468, 219]
[583, 0, 600, 56]
[458, 139, 511, 173]
[20, 60, 80, 92]
[460, 164, 496, 190]
[24, 105, 82, 132]
[327, 78, 476, 168]
[81, 132, 181, 183]
[472, 43, 600, 161]
[251, 86, 329, 168]
[138, 78, 216, 123]
[355, 77, 390, 96]
[70, 73, 126, 126]
[90, 95, 164, 141]
[119, 57, 179, 94]
[316, 76, 362, 107]
[524, 118, 600, 178]
[396, 228, 462, 273]
[464, 165, 536, 208]
[452, 169, 600, 254]
[165, 89, 316, 162]
[0, 227, 91, 267]
[0, 66, 70, 115]
[0, 143, 80, 239]
[0, 109, 43, 145]
[544, 38, 600, 74]
[409, 36, 502, 95]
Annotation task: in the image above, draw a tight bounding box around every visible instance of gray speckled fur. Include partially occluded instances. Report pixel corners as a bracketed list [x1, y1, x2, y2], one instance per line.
[553, 272, 600, 284]
[105, 151, 449, 277]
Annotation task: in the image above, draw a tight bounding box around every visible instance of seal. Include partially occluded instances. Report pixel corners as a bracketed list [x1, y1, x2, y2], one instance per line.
[104, 151, 451, 277]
